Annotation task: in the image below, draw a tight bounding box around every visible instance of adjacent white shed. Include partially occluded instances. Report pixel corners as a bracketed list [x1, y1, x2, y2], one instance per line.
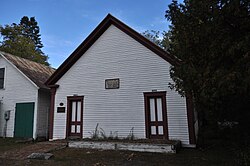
[46, 14, 197, 147]
[0, 51, 55, 139]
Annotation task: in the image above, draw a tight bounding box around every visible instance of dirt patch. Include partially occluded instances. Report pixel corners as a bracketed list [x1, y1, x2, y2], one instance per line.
[0, 141, 67, 160]
[0, 138, 242, 165]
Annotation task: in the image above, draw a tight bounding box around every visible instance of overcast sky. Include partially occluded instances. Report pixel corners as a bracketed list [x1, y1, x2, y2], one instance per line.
[1, 0, 178, 68]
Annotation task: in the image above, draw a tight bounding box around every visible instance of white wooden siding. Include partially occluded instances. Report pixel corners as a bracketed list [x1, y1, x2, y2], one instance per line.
[36, 90, 50, 138]
[0, 56, 38, 137]
[53, 25, 190, 145]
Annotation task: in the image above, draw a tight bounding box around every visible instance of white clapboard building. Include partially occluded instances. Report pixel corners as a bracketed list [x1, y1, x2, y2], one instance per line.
[46, 14, 198, 147]
[0, 51, 54, 139]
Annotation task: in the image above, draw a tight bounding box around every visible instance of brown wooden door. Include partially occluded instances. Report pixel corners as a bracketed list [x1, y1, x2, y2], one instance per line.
[144, 92, 168, 139]
[67, 96, 83, 138]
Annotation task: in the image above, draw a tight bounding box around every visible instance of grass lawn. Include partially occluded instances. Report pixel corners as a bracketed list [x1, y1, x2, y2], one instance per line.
[1, 137, 247, 166]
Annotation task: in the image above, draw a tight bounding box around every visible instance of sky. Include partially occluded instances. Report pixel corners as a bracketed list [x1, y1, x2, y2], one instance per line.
[1, 0, 176, 68]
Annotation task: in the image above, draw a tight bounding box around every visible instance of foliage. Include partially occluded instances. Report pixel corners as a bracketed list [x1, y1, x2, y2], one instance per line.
[88, 123, 119, 140]
[126, 127, 135, 140]
[108, 131, 118, 140]
[88, 123, 100, 140]
[165, 0, 250, 142]
[99, 127, 107, 139]
[0, 16, 49, 66]
[142, 30, 171, 51]
[161, 31, 172, 52]
[20, 16, 44, 52]
[236, 148, 250, 166]
[142, 30, 162, 47]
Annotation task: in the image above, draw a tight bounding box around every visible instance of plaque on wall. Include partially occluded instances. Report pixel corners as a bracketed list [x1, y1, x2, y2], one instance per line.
[105, 78, 119, 89]
[57, 107, 65, 113]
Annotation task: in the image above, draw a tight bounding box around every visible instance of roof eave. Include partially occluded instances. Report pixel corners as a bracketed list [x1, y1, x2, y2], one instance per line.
[0, 52, 40, 90]
[46, 14, 179, 86]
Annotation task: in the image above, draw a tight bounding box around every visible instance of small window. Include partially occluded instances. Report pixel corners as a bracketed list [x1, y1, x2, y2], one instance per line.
[0, 68, 5, 89]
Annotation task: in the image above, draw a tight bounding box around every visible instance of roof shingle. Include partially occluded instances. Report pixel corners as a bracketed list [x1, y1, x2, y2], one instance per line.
[0, 51, 55, 89]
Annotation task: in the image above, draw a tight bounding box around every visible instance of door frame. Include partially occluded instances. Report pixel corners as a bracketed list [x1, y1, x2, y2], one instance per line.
[144, 91, 168, 139]
[66, 96, 84, 138]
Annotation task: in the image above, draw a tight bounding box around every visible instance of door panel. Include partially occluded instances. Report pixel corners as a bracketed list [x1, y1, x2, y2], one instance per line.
[158, 126, 163, 135]
[67, 96, 83, 138]
[157, 98, 163, 121]
[150, 98, 155, 121]
[144, 92, 168, 139]
[77, 102, 81, 121]
[14, 102, 34, 138]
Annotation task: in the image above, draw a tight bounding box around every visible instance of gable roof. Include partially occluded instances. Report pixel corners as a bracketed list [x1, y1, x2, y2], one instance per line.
[0, 51, 55, 89]
[46, 14, 180, 86]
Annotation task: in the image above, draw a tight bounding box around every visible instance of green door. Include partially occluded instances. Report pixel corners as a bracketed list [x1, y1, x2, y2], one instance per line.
[14, 102, 34, 138]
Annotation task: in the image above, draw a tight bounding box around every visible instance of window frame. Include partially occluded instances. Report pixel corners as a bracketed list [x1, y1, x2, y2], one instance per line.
[0, 67, 6, 90]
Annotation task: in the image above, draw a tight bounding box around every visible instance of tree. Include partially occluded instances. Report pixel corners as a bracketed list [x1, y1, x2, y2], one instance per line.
[20, 16, 44, 52]
[0, 16, 49, 66]
[142, 30, 171, 52]
[165, 0, 250, 143]
[161, 31, 172, 52]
